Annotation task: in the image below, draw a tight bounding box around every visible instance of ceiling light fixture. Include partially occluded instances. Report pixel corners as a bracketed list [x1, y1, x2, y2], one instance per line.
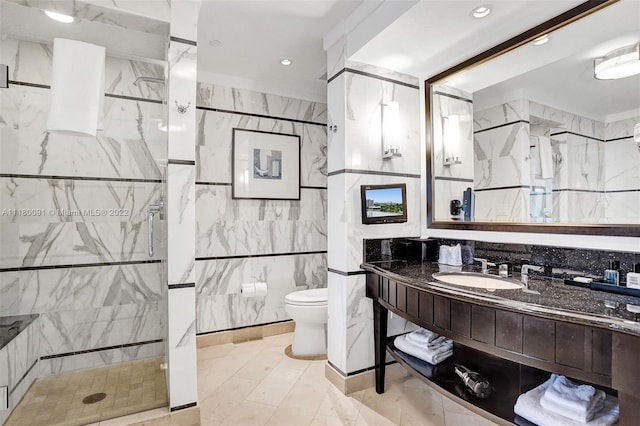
[45, 10, 74, 23]
[594, 43, 640, 80]
[472, 5, 491, 19]
[280, 59, 292, 66]
[532, 34, 550, 46]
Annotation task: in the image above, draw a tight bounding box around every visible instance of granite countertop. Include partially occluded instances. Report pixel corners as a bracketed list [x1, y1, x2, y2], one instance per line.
[362, 260, 640, 336]
[0, 314, 40, 351]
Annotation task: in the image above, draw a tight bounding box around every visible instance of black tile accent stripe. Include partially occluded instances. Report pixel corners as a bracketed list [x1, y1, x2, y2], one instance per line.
[328, 169, 421, 178]
[9, 80, 164, 104]
[40, 339, 163, 360]
[196, 250, 327, 261]
[196, 319, 293, 336]
[168, 283, 195, 289]
[550, 130, 605, 142]
[328, 68, 419, 90]
[195, 181, 232, 186]
[328, 268, 368, 276]
[474, 185, 531, 192]
[196, 106, 327, 127]
[170, 36, 197, 46]
[9, 358, 38, 396]
[474, 120, 530, 134]
[171, 402, 198, 412]
[105, 93, 163, 104]
[328, 359, 398, 378]
[8, 80, 50, 89]
[0, 173, 162, 184]
[0, 259, 161, 273]
[434, 176, 474, 183]
[605, 136, 633, 142]
[300, 185, 328, 190]
[432, 90, 473, 103]
[605, 188, 640, 193]
[168, 159, 196, 166]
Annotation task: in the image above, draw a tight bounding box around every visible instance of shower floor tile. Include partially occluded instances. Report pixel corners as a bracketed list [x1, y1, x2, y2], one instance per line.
[5, 357, 167, 426]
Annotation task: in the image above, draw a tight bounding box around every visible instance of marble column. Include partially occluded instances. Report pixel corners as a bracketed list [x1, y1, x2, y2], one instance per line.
[166, 0, 199, 412]
[326, 39, 421, 380]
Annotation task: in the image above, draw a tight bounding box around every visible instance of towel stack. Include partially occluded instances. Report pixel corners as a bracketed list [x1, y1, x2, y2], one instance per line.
[394, 328, 453, 365]
[514, 374, 619, 426]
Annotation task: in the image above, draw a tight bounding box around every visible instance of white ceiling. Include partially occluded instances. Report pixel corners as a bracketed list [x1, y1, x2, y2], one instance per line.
[196, 0, 365, 102]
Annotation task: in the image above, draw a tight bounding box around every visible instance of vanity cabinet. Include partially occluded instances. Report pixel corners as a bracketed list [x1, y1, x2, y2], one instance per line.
[366, 272, 640, 425]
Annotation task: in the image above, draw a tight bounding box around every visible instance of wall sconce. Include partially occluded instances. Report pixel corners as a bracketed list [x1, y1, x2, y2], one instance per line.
[382, 101, 401, 159]
[594, 43, 640, 80]
[443, 115, 462, 166]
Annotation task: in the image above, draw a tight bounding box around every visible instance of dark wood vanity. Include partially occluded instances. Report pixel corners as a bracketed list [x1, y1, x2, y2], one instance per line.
[364, 263, 640, 425]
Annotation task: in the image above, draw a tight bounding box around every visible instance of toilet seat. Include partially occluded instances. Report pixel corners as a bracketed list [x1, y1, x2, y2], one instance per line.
[285, 288, 328, 306]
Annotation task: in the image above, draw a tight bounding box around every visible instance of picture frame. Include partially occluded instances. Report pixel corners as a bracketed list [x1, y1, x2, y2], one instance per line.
[232, 128, 301, 200]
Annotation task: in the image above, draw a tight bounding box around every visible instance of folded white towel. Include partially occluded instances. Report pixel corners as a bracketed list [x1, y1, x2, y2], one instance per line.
[540, 374, 606, 422]
[405, 328, 440, 345]
[394, 335, 453, 365]
[514, 376, 619, 426]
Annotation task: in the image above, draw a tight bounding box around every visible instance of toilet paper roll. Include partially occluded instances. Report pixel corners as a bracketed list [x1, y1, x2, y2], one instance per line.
[240, 282, 268, 298]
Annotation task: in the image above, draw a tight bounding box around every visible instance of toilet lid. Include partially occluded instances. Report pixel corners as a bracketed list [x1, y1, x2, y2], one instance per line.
[285, 288, 328, 305]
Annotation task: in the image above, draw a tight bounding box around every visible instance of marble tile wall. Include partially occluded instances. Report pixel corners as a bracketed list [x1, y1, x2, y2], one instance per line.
[326, 59, 420, 376]
[0, 315, 39, 425]
[0, 37, 166, 376]
[194, 82, 328, 334]
[431, 85, 475, 221]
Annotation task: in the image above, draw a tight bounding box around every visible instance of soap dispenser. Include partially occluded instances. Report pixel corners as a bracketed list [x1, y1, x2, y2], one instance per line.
[604, 260, 620, 286]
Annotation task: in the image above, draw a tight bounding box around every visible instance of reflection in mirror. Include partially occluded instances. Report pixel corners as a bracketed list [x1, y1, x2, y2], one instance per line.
[428, 0, 639, 231]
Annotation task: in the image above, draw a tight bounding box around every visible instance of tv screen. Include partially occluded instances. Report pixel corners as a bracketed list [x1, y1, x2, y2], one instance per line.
[361, 184, 407, 224]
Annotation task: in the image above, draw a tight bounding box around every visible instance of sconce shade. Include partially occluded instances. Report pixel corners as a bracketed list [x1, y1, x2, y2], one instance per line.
[47, 38, 105, 137]
[594, 43, 640, 80]
[382, 101, 400, 159]
[443, 115, 462, 166]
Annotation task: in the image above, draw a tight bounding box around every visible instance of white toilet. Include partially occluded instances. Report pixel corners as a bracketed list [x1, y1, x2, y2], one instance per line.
[284, 287, 328, 356]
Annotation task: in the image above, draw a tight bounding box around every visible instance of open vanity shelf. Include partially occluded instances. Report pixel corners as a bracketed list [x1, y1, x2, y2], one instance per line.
[365, 264, 640, 425]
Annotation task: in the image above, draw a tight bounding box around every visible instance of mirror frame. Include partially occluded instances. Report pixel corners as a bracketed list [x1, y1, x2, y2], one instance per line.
[425, 0, 640, 237]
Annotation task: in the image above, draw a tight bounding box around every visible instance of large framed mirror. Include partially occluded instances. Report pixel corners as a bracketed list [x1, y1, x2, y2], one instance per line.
[425, 0, 640, 236]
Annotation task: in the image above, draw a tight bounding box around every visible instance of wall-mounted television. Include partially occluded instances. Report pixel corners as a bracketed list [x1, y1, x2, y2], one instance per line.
[360, 183, 407, 224]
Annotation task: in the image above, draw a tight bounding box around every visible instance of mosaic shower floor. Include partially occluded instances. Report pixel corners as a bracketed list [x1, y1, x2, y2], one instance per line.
[5, 357, 167, 426]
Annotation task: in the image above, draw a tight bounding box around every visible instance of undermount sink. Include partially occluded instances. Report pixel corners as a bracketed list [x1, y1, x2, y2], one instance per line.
[432, 272, 524, 290]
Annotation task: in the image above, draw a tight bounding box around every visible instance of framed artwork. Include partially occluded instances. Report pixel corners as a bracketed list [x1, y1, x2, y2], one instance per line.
[232, 128, 301, 200]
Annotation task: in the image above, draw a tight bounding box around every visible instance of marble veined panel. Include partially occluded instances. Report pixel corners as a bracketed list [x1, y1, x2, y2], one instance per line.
[564, 191, 607, 224]
[167, 163, 195, 285]
[605, 116, 640, 140]
[1, 178, 161, 224]
[195, 253, 327, 333]
[474, 123, 530, 189]
[0, 85, 165, 179]
[0, 263, 162, 316]
[433, 179, 474, 222]
[474, 99, 528, 131]
[167, 41, 197, 162]
[605, 192, 640, 224]
[0, 37, 165, 101]
[196, 110, 327, 187]
[475, 188, 529, 222]
[196, 82, 327, 124]
[604, 139, 640, 191]
[5, 316, 38, 391]
[39, 301, 163, 356]
[530, 101, 604, 139]
[344, 71, 421, 175]
[565, 134, 604, 191]
[0, 221, 160, 269]
[432, 93, 474, 180]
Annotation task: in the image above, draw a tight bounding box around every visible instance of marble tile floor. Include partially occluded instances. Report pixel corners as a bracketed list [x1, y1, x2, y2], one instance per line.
[5, 357, 167, 426]
[195, 332, 497, 426]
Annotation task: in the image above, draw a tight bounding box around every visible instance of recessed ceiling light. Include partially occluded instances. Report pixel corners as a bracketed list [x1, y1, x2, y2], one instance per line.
[472, 5, 491, 19]
[532, 34, 550, 46]
[280, 59, 292, 66]
[45, 10, 74, 23]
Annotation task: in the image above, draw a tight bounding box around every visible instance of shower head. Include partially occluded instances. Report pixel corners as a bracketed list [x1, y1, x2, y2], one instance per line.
[133, 76, 165, 86]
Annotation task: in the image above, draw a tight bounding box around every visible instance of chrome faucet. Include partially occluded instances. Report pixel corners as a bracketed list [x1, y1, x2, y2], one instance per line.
[521, 264, 544, 284]
[473, 258, 496, 274]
